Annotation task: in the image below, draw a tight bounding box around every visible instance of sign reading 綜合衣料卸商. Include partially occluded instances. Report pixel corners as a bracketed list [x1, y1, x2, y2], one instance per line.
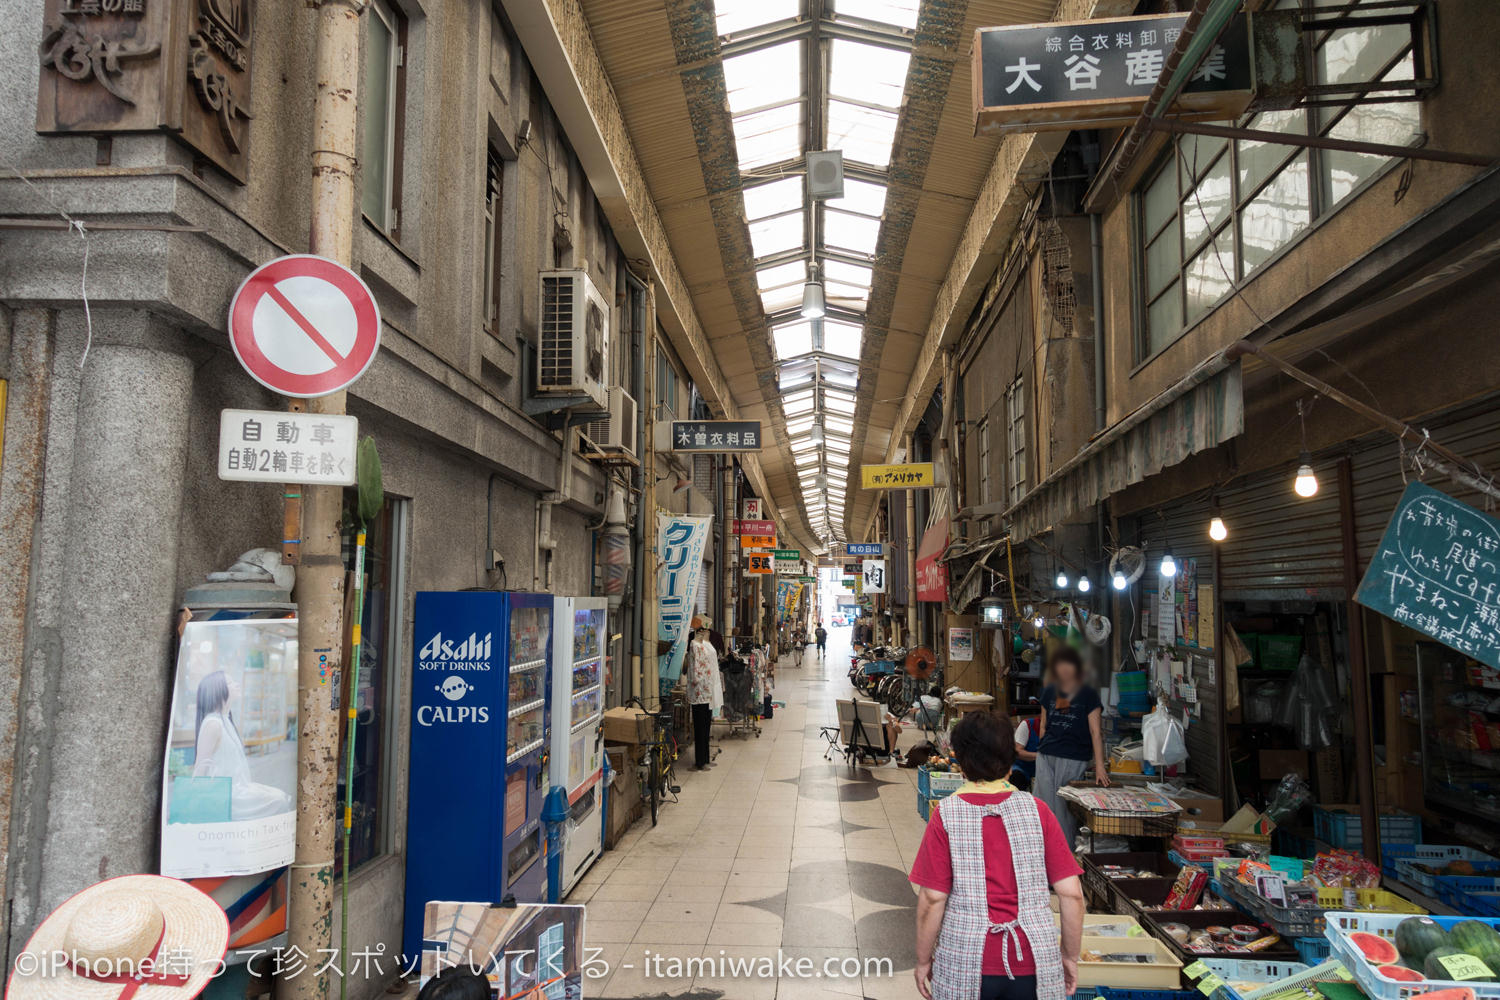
[861, 463, 936, 489]
[657, 513, 711, 685]
[671, 420, 762, 452]
[218, 409, 357, 486]
[846, 543, 883, 557]
[1355, 481, 1500, 669]
[745, 552, 773, 575]
[972, 12, 1259, 135]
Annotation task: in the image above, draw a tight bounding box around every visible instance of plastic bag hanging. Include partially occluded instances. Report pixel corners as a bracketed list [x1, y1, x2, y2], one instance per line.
[1142, 700, 1188, 766]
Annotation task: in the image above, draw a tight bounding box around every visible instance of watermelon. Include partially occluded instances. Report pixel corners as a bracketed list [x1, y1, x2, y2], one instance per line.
[1416, 990, 1477, 1000]
[1450, 920, 1500, 963]
[1378, 965, 1426, 982]
[1352, 931, 1402, 966]
[1424, 945, 1496, 982]
[1398, 917, 1453, 966]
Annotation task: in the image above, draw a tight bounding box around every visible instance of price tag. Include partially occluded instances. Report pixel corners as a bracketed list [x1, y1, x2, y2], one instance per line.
[1127, 925, 1146, 937]
[1197, 973, 1226, 996]
[1342, 888, 1359, 908]
[1184, 961, 1211, 979]
[1436, 953, 1494, 981]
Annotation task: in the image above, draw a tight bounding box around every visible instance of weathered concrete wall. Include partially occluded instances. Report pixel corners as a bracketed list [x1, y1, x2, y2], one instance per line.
[0, 0, 635, 994]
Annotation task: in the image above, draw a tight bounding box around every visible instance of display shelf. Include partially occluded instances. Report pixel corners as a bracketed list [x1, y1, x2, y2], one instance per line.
[572, 684, 600, 701]
[570, 714, 600, 735]
[506, 737, 543, 764]
[574, 654, 601, 667]
[1380, 876, 1461, 916]
[509, 657, 547, 674]
[509, 697, 545, 719]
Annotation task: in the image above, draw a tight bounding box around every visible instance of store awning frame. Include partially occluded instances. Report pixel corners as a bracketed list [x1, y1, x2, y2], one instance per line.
[960, 352, 1245, 543]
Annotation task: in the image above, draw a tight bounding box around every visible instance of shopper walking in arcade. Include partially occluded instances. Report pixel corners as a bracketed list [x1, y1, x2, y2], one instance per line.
[815, 620, 828, 657]
[1033, 646, 1109, 847]
[910, 711, 1085, 1000]
[684, 628, 722, 770]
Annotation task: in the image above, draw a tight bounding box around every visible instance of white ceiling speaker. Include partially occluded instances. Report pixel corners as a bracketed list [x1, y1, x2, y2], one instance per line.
[806, 150, 845, 200]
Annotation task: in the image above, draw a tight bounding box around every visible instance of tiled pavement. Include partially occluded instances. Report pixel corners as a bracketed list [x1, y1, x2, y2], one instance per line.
[575, 626, 928, 999]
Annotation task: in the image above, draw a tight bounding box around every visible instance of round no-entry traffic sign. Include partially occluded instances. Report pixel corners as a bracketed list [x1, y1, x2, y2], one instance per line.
[228, 254, 381, 398]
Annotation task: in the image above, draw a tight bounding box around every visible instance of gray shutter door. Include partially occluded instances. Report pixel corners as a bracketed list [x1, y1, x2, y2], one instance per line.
[1154, 496, 1221, 795]
[1217, 466, 1343, 600]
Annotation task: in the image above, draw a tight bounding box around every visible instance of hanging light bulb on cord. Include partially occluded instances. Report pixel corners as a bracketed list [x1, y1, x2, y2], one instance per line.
[1077, 577, 1091, 593]
[1160, 549, 1177, 578]
[1033, 615, 1046, 630]
[1292, 399, 1318, 497]
[1112, 570, 1128, 590]
[1209, 510, 1228, 542]
[1055, 569, 1069, 589]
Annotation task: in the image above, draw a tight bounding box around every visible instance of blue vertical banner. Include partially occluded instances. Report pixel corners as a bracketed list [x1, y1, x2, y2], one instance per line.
[657, 513, 711, 689]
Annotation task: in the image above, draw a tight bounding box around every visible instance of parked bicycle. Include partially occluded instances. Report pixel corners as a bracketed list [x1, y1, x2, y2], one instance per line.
[624, 697, 681, 826]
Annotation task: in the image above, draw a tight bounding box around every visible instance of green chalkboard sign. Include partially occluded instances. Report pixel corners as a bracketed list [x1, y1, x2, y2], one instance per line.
[1354, 481, 1500, 668]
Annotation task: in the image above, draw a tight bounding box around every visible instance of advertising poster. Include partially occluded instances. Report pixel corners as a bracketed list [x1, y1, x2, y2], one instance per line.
[421, 901, 585, 995]
[657, 513, 710, 687]
[161, 619, 298, 877]
[949, 627, 974, 662]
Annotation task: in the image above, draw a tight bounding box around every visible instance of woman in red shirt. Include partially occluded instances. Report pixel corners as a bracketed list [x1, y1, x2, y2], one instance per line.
[910, 712, 1085, 1000]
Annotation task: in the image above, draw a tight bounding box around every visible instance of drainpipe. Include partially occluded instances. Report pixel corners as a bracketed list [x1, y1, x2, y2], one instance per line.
[536, 421, 574, 592]
[1091, 212, 1106, 432]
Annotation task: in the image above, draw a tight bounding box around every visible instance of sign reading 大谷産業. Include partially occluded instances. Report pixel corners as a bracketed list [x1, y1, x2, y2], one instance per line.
[847, 543, 883, 557]
[972, 12, 1259, 135]
[861, 463, 936, 489]
[671, 420, 762, 452]
[1355, 482, 1500, 669]
[218, 409, 357, 485]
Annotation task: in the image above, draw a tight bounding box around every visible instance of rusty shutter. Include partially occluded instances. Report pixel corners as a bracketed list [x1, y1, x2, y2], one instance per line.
[1217, 461, 1344, 600]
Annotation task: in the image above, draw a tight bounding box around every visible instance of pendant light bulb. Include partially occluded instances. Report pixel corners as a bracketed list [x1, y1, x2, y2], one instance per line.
[1055, 570, 1069, 589]
[1077, 577, 1091, 593]
[1209, 515, 1228, 542]
[1033, 616, 1046, 630]
[1160, 550, 1177, 578]
[800, 263, 826, 319]
[1112, 570, 1128, 590]
[1294, 454, 1319, 498]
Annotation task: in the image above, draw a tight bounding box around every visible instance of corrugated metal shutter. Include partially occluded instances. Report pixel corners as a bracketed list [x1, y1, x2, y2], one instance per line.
[1217, 462, 1344, 599]
[890, 496, 910, 605]
[1156, 496, 1221, 795]
[1353, 400, 1500, 570]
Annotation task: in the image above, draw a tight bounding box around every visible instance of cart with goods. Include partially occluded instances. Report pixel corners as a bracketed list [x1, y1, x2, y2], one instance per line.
[1066, 787, 1185, 845]
[1326, 911, 1500, 1000]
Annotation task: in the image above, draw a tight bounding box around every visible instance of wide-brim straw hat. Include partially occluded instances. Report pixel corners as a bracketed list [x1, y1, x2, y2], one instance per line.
[6, 874, 229, 999]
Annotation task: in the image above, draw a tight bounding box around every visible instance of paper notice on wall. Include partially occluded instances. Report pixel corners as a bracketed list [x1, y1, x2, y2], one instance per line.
[1156, 575, 1176, 645]
[1197, 585, 1216, 649]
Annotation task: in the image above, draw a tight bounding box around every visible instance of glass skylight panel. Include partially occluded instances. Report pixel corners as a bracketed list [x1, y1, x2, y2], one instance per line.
[825, 210, 882, 256]
[822, 320, 862, 359]
[761, 285, 803, 314]
[743, 177, 803, 221]
[827, 179, 886, 220]
[714, 0, 800, 36]
[825, 281, 869, 308]
[829, 40, 909, 110]
[785, 413, 816, 435]
[827, 101, 898, 168]
[723, 43, 802, 114]
[835, 0, 919, 30]
[757, 260, 805, 290]
[773, 321, 814, 359]
[749, 210, 804, 258]
[779, 367, 816, 391]
[784, 390, 816, 416]
[733, 104, 804, 171]
[823, 259, 873, 287]
[825, 394, 857, 415]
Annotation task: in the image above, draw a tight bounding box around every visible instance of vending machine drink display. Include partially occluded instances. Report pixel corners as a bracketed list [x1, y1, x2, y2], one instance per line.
[549, 597, 607, 896]
[402, 591, 552, 958]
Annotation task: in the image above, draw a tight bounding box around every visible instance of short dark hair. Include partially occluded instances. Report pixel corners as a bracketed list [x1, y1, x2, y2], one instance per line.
[416, 966, 491, 1000]
[1048, 645, 1085, 682]
[948, 711, 1017, 782]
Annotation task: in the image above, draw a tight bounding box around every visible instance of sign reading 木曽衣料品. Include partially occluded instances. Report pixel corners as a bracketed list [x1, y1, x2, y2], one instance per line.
[972, 12, 1261, 135]
[671, 420, 762, 452]
[1355, 482, 1500, 669]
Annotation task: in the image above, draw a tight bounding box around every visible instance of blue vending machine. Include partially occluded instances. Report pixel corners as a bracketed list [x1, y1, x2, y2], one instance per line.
[402, 591, 552, 959]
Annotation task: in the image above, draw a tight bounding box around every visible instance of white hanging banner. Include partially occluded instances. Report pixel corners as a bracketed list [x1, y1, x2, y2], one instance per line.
[657, 513, 711, 688]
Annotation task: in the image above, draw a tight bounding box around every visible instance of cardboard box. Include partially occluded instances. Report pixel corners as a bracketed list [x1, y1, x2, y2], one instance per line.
[602, 706, 652, 744]
[1168, 793, 1225, 825]
[604, 747, 642, 849]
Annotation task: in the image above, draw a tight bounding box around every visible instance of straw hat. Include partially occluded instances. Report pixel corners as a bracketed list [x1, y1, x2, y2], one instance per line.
[7, 874, 230, 999]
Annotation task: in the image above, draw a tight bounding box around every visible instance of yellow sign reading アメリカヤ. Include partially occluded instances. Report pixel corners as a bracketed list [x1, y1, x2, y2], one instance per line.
[860, 463, 936, 489]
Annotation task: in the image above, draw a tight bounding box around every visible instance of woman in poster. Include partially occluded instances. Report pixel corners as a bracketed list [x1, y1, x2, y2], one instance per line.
[193, 671, 293, 820]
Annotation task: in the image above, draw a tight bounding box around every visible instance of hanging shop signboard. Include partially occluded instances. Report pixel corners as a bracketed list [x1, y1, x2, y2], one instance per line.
[743, 498, 763, 520]
[847, 543, 883, 557]
[862, 559, 888, 594]
[774, 549, 802, 575]
[861, 462, 936, 489]
[740, 534, 776, 549]
[670, 420, 762, 452]
[916, 515, 951, 603]
[734, 519, 775, 535]
[161, 617, 298, 878]
[217, 409, 357, 485]
[229, 255, 383, 398]
[36, 0, 257, 180]
[972, 12, 1263, 136]
[843, 562, 860, 575]
[1355, 482, 1500, 669]
[657, 513, 711, 685]
[745, 552, 773, 575]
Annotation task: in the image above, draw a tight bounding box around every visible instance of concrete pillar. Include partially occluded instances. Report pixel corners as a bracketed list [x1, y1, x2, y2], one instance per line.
[35, 342, 194, 915]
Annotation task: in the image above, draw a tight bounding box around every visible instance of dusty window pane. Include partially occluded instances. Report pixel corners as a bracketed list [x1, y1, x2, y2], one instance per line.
[1241, 152, 1311, 274]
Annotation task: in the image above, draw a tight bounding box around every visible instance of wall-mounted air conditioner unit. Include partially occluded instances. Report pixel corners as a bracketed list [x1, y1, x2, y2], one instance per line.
[586, 387, 637, 457]
[537, 269, 609, 409]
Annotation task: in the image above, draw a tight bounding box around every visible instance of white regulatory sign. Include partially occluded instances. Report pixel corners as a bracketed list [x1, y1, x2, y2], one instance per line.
[218, 408, 358, 485]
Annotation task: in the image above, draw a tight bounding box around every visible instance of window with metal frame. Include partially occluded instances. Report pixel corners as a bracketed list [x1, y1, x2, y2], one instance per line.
[1136, 0, 1421, 361]
[483, 148, 504, 334]
[1005, 378, 1027, 506]
[977, 417, 991, 507]
[362, 0, 407, 236]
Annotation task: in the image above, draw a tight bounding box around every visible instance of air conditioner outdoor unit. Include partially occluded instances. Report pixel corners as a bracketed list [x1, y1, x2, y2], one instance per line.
[587, 386, 638, 457]
[537, 268, 609, 409]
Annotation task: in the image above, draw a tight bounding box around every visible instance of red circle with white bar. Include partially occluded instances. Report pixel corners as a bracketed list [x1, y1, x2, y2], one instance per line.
[228, 254, 381, 398]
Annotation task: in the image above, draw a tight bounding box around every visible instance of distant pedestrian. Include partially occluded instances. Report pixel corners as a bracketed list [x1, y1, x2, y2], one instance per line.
[815, 622, 828, 657]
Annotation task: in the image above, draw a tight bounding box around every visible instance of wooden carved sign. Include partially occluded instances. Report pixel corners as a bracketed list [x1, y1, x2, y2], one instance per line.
[36, 0, 255, 182]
